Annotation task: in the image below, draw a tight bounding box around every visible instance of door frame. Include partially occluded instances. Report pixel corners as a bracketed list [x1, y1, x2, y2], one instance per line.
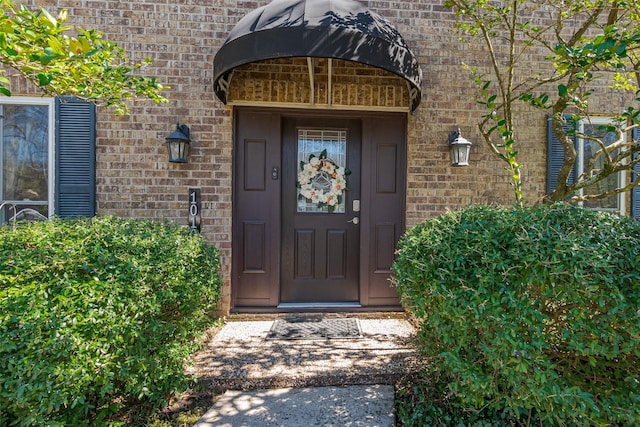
[232, 107, 407, 312]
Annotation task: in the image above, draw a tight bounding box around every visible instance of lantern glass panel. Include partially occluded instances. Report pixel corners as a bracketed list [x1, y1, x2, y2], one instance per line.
[451, 145, 469, 166]
[167, 140, 189, 163]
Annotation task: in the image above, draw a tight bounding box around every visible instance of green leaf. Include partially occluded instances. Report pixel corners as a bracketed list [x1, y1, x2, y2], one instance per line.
[35, 72, 52, 86]
[40, 7, 57, 27]
[558, 84, 567, 97]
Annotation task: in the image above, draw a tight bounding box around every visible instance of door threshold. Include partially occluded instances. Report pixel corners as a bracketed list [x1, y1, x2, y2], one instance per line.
[278, 302, 362, 309]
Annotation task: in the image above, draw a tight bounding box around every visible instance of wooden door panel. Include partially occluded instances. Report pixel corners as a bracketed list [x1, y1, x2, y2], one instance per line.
[294, 229, 315, 279]
[326, 229, 347, 279]
[232, 110, 281, 307]
[360, 115, 406, 306]
[374, 223, 396, 273]
[244, 140, 266, 190]
[243, 221, 266, 273]
[376, 144, 398, 193]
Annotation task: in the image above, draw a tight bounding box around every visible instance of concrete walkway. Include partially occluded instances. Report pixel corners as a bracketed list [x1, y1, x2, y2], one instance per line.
[188, 314, 423, 426]
[195, 384, 395, 427]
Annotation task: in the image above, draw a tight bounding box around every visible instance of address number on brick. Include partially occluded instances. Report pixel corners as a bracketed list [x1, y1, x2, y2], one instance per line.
[189, 188, 201, 234]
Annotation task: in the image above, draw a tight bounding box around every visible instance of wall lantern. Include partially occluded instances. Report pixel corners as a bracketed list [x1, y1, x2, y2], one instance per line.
[165, 123, 191, 163]
[448, 129, 472, 167]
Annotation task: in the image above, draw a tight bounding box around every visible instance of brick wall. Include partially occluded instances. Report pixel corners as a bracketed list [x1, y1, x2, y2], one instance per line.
[228, 58, 410, 109]
[9, 1, 635, 314]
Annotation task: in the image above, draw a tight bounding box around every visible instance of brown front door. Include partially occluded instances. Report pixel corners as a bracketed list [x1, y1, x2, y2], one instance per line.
[232, 108, 406, 310]
[280, 118, 361, 303]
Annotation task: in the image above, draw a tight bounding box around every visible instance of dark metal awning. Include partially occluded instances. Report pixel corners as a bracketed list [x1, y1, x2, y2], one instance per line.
[213, 0, 423, 111]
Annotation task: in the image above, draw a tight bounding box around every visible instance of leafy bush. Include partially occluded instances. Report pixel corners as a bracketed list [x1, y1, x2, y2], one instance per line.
[0, 216, 222, 426]
[394, 204, 640, 425]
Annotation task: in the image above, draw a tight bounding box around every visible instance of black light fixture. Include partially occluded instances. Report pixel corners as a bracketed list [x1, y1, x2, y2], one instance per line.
[448, 128, 472, 167]
[165, 123, 191, 163]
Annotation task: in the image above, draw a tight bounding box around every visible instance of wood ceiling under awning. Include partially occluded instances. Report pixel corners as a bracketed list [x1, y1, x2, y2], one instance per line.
[213, 0, 423, 112]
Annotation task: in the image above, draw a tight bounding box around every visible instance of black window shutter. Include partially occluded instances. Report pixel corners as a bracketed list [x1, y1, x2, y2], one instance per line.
[55, 97, 96, 218]
[547, 114, 577, 194]
[632, 127, 640, 219]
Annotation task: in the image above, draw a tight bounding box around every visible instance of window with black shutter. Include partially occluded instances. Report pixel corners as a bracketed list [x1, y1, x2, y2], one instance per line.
[547, 114, 628, 215]
[0, 96, 96, 225]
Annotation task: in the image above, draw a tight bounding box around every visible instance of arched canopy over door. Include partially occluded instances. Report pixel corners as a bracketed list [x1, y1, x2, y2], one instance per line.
[213, 0, 423, 112]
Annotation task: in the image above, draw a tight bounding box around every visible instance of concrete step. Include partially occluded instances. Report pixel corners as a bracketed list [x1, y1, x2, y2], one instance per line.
[187, 316, 422, 395]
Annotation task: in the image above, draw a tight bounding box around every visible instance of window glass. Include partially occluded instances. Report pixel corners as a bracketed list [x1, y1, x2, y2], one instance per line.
[579, 119, 624, 212]
[0, 101, 52, 224]
[297, 129, 347, 213]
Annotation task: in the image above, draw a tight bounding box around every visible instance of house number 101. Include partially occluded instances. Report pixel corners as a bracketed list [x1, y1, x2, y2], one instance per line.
[189, 188, 201, 234]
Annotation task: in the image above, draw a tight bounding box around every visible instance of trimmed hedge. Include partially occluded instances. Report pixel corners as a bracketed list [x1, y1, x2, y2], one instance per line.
[394, 204, 640, 425]
[0, 216, 222, 426]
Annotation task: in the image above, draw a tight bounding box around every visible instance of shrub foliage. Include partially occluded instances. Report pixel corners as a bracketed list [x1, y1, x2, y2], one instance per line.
[394, 204, 640, 425]
[0, 216, 221, 425]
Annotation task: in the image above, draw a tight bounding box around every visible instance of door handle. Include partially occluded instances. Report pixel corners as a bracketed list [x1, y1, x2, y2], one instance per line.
[348, 216, 359, 225]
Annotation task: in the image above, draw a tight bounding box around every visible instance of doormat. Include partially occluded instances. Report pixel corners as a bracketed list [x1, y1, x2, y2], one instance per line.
[267, 316, 362, 340]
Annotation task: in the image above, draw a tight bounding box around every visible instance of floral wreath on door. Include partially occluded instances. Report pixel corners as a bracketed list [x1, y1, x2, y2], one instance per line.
[296, 149, 351, 213]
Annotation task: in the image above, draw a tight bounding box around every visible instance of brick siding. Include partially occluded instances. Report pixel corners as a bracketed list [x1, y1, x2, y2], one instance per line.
[228, 58, 410, 109]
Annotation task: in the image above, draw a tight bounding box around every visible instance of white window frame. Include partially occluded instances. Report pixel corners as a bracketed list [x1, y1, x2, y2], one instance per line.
[0, 97, 56, 218]
[577, 116, 626, 215]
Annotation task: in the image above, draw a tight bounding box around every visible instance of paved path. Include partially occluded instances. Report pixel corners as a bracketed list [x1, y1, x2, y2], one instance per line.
[195, 385, 395, 427]
[189, 314, 423, 426]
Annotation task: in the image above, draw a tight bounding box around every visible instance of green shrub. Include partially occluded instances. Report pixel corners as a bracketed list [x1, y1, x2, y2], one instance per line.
[394, 204, 640, 426]
[0, 216, 222, 426]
